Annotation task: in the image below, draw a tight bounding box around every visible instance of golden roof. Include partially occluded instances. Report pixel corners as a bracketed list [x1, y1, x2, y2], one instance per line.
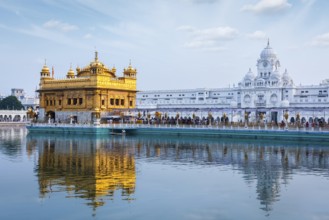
[41, 65, 50, 73]
[67, 67, 75, 76]
[124, 62, 137, 74]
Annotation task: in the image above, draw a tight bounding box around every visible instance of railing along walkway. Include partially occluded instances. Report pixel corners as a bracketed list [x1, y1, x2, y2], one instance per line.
[28, 123, 329, 133]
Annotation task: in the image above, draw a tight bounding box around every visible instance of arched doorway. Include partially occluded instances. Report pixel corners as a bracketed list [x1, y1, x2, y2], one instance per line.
[13, 115, 21, 122]
[46, 111, 56, 122]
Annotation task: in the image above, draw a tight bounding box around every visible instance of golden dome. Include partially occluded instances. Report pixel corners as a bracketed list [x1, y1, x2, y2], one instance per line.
[67, 68, 74, 75]
[41, 65, 50, 73]
[66, 67, 75, 78]
[124, 63, 137, 74]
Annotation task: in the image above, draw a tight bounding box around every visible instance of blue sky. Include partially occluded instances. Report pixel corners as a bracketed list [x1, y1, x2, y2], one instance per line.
[0, 0, 329, 95]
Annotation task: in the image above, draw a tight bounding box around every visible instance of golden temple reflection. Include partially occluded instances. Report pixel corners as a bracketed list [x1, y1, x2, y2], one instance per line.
[26, 133, 329, 214]
[31, 135, 136, 210]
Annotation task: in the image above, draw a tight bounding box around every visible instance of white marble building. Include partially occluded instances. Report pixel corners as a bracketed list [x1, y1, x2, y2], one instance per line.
[11, 88, 39, 110]
[136, 41, 329, 124]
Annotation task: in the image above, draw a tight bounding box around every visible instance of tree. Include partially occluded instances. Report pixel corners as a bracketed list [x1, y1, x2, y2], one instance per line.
[0, 96, 24, 110]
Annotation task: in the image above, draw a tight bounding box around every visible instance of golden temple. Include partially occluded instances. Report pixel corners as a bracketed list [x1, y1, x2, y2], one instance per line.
[37, 51, 137, 123]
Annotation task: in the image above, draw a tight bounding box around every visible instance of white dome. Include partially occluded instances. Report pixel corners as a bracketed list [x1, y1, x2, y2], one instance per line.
[260, 41, 277, 60]
[282, 69, 291, 81]
[271, 69, 281, 79]
[244, 68, 255, 80]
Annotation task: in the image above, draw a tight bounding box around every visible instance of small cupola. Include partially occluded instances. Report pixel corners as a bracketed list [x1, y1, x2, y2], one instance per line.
[40, 60, 50, 78]
[66, 65, 75, 79]
[123, 60, 137, 78]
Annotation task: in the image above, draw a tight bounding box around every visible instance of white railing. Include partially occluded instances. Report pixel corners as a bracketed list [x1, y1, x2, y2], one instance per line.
[28, 122, 329, 133]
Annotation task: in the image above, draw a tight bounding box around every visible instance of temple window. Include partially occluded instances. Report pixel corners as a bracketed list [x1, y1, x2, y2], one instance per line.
[121, 99, 124, 106]
[73, 98, 77, 105]
[68, 99, 71, 105]
[59, 100, 62, 105]
[115, 99, 119, 105]
[101, 100, 105, 105]
[130, 100, 133, 106]
[79, 98, 83, 105]
[110, 98, 114, 105]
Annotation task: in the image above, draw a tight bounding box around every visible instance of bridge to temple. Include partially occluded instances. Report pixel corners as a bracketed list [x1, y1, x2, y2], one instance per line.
[0, 110, 27, 122]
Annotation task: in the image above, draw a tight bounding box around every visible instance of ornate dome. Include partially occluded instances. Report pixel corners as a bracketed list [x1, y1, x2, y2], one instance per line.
[67, 67, 75, 76]
[282, 69, 291, 81]
[260, 40, 277, 60]
[244, 68, 255, 80]
[271, 69, 281, 79]
[124, 63, 137, 74]
[41, 64, 49, 73]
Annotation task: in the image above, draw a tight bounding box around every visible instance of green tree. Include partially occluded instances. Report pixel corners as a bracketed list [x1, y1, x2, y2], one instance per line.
[0, 96, 24, 110]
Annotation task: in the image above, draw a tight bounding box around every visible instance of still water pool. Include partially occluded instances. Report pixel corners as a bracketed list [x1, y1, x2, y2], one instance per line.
[0, 126, 329, 220]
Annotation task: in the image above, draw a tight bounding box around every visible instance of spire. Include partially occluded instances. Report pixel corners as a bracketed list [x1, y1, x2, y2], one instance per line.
[44, 59, 47, 66]
[95, 50, 98, 62]
[267, 38, 270, 47]
[52, 66, 54, 78]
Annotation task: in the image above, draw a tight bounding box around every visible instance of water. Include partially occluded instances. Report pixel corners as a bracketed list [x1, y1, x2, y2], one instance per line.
[0, 126, 329, 220]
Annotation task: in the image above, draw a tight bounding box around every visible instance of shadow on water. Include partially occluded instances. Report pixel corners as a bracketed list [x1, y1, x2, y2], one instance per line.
[25, 132, 329, 215]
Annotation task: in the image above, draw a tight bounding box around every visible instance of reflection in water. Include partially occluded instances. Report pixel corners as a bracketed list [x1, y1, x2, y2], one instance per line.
[26, 133, 329, 214]
[132, 137, 329, 212]
[0, 127, 27, 160]
[27, 134, 136, 211]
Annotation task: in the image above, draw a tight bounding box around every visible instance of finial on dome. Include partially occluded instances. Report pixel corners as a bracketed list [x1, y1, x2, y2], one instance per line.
[267, 38, 270, 47]
[129, 59, 132, 66]
[44, 59, 47, 66]
[95, 50, 98, 62]
[249, 67, 251, 72]
[52, 66, 54, 78]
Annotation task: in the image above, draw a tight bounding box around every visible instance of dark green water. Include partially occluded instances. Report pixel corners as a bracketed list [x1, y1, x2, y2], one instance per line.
[0, 126, 329, 220]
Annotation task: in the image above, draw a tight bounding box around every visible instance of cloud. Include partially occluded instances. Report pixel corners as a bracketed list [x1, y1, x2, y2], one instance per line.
[247, 30, 267, 40]
[178, 26, 238, 51]
[241, 0, 292, 14]
[83, 33, 93, 39]
[43, 19, 78, 32]
[311, 33, 329, 47]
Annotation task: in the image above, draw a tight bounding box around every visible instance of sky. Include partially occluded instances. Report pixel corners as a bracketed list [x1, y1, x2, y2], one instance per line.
[0, 0, 329, 96]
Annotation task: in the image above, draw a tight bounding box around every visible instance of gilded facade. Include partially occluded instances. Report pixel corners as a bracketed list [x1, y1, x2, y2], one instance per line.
[37, 51, 137, 123]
